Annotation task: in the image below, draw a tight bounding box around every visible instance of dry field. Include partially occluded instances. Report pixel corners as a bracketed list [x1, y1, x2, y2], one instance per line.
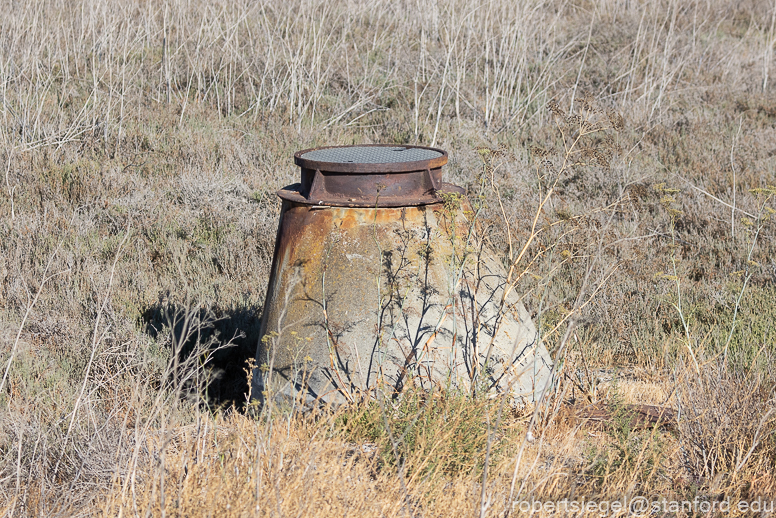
[1, 0, 776, 516]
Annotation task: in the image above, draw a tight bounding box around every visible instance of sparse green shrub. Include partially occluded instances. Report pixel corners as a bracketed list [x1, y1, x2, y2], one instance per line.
[585, 387, 668, 493]
[336, 387, 519, 478]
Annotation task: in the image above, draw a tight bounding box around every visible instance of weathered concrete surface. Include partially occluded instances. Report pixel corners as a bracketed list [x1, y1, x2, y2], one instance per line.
[252, 197, 553, 406]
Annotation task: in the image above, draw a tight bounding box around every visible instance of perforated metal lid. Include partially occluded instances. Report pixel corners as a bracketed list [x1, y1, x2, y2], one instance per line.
[299, 146, 442, 164]
[294, 144, 447, 173]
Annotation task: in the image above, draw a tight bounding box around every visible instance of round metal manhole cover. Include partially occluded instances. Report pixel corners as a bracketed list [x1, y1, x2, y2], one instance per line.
[294, 144, 447, 173]
[299, 146, 443, 164]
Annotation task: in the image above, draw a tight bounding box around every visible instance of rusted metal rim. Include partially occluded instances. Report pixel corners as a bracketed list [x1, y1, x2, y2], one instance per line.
[292, 144, 450, 206]
[278, 182, 465, 208]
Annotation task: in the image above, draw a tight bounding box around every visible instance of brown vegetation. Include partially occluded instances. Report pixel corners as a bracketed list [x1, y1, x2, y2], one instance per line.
[1, 0, 776, 515]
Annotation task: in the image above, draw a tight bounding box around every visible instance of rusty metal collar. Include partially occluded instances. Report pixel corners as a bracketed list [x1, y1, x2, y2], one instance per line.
[280, 144, 452, 207]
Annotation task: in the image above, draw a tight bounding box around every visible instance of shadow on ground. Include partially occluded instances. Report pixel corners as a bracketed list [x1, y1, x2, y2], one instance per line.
[141, 301, 262, 410]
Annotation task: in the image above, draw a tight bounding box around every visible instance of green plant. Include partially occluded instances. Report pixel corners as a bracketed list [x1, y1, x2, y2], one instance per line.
[584, 386, 667, 492]
[336, 387, 518, 479]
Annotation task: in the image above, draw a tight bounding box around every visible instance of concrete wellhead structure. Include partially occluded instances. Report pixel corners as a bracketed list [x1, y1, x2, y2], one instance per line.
[252, 145, 552, 406]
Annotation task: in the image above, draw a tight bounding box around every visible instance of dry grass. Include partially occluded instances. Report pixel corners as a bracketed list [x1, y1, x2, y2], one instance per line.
[94, 388, 681, 518]
[1, 0, 776, 515]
